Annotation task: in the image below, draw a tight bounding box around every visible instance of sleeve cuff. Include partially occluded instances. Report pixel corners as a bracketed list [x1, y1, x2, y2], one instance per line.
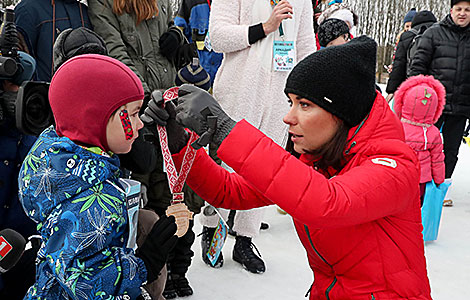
[248, 23, 266, 45]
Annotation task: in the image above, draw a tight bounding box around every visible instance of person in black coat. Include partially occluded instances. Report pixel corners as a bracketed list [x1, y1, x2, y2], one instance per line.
[0, 53, 38, 300]
[385, 10, 437, 100]
[409, 0, 470, 206]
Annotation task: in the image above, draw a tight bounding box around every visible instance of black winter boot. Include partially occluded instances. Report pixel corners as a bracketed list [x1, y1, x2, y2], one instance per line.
[227, 210, 237, 236]
[232, 236, 265, 274]
[163, 269, 177, 299]
[200, 226, 224, 268]
[173, 273, 194, 297]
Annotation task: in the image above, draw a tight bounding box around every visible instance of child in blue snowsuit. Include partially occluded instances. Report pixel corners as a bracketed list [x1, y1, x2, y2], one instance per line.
[18, 54, 177, 300]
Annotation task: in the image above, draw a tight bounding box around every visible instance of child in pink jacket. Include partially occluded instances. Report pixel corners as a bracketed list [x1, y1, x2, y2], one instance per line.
[394, 75, 446, 205]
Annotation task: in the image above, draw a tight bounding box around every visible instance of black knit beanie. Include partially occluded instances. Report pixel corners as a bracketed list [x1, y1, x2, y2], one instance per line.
[452, 0, 470, 6]
[53, 27, 108, 72]
[411, 10, 437, 27]
[284, 35, 377, 127]
[318, 18, 350, 47]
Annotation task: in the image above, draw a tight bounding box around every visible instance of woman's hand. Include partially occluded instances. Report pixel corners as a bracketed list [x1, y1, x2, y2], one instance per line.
[263, 0, 293, 35]
[175, 84, 236, 148]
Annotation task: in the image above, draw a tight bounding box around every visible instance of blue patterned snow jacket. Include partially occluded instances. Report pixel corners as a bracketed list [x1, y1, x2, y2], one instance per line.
[18, 127, 146, 300]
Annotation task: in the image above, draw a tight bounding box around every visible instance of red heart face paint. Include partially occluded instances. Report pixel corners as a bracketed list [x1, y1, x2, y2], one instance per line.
[119, 109, 134, 140]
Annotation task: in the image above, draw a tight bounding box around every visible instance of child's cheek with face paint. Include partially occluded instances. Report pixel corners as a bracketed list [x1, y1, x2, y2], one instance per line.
[119, 109, 134, 140]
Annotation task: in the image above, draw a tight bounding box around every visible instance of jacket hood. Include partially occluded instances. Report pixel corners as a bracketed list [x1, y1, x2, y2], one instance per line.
[18, 127, 121, 224]
[411, 10, 437, 27]
[412, 21, 436, 32]
[317, 3, 358, 29]
[394, 75, 446, 125]
[49, 54, 144, 152]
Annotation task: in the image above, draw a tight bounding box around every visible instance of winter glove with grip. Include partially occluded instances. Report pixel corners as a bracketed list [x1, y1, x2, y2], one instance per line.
[141, 90, 189, 153]
[175, 84, 236, 148]
[141, 90, 170, 126]
[136, 215, 178, 283]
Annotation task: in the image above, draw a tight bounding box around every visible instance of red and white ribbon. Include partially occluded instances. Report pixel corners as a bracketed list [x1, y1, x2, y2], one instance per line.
[157, 87, 198, 204]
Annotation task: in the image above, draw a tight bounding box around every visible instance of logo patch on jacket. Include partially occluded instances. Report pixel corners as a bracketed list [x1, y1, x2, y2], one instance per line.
[371, 157, 397, 168]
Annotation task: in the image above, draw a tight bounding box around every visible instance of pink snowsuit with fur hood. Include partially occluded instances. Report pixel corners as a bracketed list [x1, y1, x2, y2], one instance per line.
[394, 75, 445, 185]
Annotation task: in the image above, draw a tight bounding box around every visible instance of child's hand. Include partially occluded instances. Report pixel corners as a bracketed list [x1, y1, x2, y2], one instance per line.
[142, 89, 190, 153]
[141, 90, 169, 126]
[136, 215, 178, 282]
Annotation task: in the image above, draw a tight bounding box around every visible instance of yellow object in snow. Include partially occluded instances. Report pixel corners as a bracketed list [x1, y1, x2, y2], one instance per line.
[464, 136, 470, 147]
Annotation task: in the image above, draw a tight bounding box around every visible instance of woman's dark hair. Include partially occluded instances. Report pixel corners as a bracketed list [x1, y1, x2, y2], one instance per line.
[286, 120, 351, 172]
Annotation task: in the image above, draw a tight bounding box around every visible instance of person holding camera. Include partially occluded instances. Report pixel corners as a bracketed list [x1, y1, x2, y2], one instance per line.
[143, 36, 432, 299]
[0, 51, 38, 300]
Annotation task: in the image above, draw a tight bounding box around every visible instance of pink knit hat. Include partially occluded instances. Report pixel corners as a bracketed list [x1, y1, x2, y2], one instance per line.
[49, 54, 144, 151]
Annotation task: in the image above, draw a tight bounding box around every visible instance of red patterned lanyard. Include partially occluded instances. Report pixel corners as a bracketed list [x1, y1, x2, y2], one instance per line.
[157, 87, 199, 204]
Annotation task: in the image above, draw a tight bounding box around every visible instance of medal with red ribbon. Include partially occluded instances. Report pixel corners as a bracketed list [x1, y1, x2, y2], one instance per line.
[158, 86, 196, 237]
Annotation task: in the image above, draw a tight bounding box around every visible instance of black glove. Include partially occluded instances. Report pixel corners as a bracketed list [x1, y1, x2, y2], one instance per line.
[175, 84, 236, 148]
[136, 215, 178, 283]
[141, 90, 190, 153]
[159, 26, 184, 60]
[174, 42, 198, 70]
[141, 90, 169, 126]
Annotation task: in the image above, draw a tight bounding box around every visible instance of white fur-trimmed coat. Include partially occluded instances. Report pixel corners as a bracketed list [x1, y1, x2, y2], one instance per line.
[209, 0, 315, 146]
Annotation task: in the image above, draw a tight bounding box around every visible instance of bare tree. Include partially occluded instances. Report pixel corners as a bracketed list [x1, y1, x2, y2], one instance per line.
[170, 0, 182, 17]
[1, 0, 18, 8]
[346, 0, 450, 82]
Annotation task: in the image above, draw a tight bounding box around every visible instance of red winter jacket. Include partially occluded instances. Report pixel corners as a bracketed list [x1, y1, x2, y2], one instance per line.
[175, 93, 431, 299]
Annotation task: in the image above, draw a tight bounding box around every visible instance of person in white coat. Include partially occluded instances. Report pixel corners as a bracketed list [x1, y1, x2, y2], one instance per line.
[199, 0, 315, 274]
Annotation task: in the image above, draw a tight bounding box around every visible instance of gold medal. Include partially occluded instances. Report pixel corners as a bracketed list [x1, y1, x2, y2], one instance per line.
[166, 202, 194, 237]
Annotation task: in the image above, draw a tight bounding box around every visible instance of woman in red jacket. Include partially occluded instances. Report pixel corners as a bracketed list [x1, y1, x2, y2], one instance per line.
[144, 36, 432, 299]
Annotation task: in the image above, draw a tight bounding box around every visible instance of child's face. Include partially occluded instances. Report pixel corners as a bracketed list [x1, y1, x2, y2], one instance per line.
[106, 100, 144, 154]
[404, 21, 412, 31]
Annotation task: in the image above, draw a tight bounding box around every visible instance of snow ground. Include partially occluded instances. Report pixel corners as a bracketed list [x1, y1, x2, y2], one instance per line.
[184, 90, 470, 299]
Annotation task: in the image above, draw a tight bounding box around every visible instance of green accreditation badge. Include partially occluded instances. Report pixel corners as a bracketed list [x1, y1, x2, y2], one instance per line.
[273, 40, 295, 72]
